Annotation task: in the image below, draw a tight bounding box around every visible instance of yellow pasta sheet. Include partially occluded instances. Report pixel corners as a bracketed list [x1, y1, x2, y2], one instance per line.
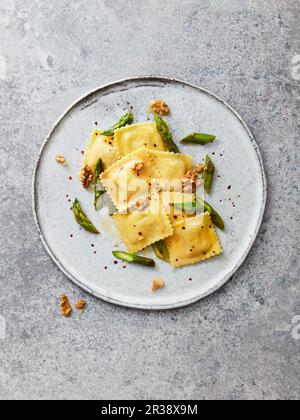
[81, 129, 118, 172]
[115, 122, 167, 157]
[165, 212, 222, 267]
[113, 209, 173, 254]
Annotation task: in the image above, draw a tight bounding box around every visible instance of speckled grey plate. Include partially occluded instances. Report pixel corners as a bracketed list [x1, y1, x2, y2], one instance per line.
[33, 77, 267, 310]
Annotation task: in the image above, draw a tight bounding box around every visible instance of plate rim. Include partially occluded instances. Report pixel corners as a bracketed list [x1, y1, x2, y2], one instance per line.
[32, 75, 267, 310]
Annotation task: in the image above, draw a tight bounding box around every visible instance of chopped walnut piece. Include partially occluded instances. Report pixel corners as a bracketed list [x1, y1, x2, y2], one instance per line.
[132, 162, 144, 175]
[56, 154, 67, 165]
[149, 99, 170, 116]
[181, 166, 203, 192]
[194, 164, 205, 174]
[80, 164, 93, 189]
[75, 300, 87, 311]
[152, 277, 165, 292]
[60, 294, 72, 317]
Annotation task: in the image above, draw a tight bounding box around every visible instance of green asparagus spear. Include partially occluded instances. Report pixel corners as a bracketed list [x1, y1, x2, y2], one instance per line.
[152, 240, 170, 262]
[94, 158, 105, 211]
[180, 133, 216, 145]
[175, 199, 225, 230]
[202, 155, 215, 195]
[101, 112, 134, 136]
[112, 251, 155, 267]
[72, 198, 100, 234]
[154, 114, 180, 153]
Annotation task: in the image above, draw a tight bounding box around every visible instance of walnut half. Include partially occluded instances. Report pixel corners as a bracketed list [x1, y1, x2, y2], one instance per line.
[75, 300, 87, 310]
[148, 99, 170, 116]
[152, 277, 165, 292]
[132, 162, 144, 176]
[55, 154, 66, 165]
[80, 164, 93, 189]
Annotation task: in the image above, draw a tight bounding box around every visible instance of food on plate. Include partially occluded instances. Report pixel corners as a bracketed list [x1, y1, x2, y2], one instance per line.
[180, 132, 216, 145]
[60, 294, 72, 317]
[75, 300, 87, 315]
[55, 154, 67, 165]
[151, 150, 192, 185]
[165, 212, 222, 268]
[93, 158, 105, 211]
[113, 209, 173, 254]
[72, 198, 100, 234]
[73, 106, 224, 274]
[100, 147, 156, 212]
[154, 114, 180, 153]
[152, 277, 165, 292]
[152, 240, 170, 262]
[175, 198, 225, 230]
[202, 155, 215, 195]
[112, 251, 155, 267]
[115, 121, 167, 157]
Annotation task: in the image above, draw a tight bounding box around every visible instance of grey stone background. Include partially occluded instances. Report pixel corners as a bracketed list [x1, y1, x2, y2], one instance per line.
[0, 0, 299, 400]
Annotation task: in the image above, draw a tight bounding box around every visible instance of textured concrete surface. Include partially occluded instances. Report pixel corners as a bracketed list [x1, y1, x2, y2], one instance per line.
[0, 0, 299, 400]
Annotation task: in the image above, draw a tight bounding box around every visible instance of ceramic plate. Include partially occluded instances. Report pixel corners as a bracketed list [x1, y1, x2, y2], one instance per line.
[33, 77, 267, 310]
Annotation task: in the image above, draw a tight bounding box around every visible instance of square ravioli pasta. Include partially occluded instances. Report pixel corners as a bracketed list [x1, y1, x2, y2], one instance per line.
[100, 147, 155, 212]
[165, 212, 222, 267]
[149, 150, 193, 189]
[81, 129, 118, 172]
[115, 121, 167, 157]
[113, 210, 173, 254]
[158, 191, 196, 224]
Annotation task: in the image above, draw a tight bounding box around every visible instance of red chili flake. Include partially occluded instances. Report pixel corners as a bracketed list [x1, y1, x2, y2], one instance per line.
[81, 150, 84, 155]
[68, 176, 72, 181]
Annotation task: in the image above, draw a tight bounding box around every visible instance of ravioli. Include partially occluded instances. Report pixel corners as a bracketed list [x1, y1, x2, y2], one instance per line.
[160, 191, 196, 224]
[149, 150, 193, 189]
[165, 212, 222, 267]
[81, 129, 119, 172]
[115, 122, 166, 157]
[113, 210, 173, 254]
[100, 148, 155, 212]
